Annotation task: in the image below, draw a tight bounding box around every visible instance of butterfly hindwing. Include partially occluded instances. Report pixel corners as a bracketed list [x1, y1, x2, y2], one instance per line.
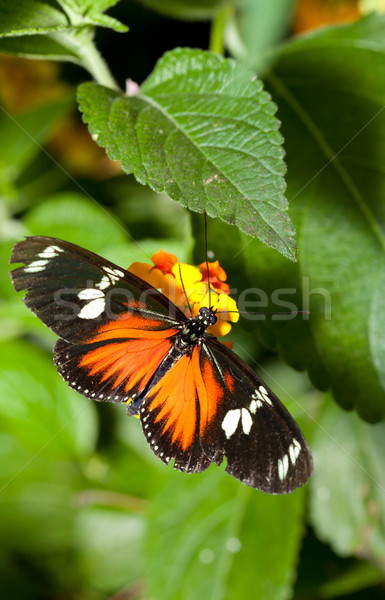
[10, 236, 185, 343]
[139, 336, 312, 493]
[139, 347, 212, 473]
[53, 325, 178, 404]
[199, 337, 313, 493]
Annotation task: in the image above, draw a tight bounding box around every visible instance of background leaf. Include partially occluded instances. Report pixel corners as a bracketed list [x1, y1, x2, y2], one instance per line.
[0, 1, 69, 37]
[194, 15, 385, 421]
[147, 468, 306, 600]
[0, 339, 98, 459]
[310, 400, 385, 569]
[0, 94, 74, 176]
[225, 0, 296, 74]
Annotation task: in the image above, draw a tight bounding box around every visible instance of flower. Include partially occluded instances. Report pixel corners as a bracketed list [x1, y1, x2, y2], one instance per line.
[128, 250, 239, 338]
[198, 260, 230, 294]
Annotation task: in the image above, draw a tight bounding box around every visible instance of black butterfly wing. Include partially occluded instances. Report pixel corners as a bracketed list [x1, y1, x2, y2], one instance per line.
[197, 336, 313, 493]
[10, 236, 186, 342]
[10, 237, 186, 404]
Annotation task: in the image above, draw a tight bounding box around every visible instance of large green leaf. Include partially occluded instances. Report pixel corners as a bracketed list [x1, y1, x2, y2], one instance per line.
[147, 467, 306, 600]
[310, 400, 385, 568]
[269, 14, 385, 421]
[211, 15, 385, 421]
[78, 48, 296, 259]
[75, 506, 145, 592]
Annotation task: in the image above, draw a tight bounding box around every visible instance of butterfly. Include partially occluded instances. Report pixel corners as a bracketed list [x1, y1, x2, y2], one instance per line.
[10, 236, 313, 494]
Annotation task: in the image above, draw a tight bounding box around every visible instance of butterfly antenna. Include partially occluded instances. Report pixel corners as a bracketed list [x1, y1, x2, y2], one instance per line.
[204, 210, 212, 308]
[216, 310, 310, 317]
[179, 262, 193, 317]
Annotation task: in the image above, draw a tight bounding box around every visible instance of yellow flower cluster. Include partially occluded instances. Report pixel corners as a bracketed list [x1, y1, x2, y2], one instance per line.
[128, 250, 239, 338]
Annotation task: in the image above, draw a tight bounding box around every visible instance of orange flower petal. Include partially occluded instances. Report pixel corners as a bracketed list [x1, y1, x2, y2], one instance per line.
[151, 249, 178, 275]
[199, 260, 230, 294]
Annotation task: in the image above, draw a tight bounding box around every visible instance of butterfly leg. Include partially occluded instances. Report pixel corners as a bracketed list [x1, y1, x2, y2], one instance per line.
[126, 395, 143, 415]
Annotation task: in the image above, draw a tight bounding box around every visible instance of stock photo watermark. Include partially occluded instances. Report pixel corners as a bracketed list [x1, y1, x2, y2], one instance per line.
[53, 276, 332, 323]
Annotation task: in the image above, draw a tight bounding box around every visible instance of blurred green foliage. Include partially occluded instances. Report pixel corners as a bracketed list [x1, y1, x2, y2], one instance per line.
[1, 1, 385, 599]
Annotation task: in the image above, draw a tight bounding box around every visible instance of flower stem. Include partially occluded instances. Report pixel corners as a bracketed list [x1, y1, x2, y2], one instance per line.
[209, 3, 232, 55]
[78, 36, 119, 90]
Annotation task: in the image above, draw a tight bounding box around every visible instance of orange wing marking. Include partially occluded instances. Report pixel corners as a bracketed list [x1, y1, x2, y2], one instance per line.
[146, 347, 223, 451]
[90, 315, 178, 344]
[148, 355, 197, 451]
[193, 347, 222, 434]
[79, 336, 173, 393]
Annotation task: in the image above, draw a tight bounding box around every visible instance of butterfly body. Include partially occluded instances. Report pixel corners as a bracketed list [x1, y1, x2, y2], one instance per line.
[10, 236, 313, 494]
[125, 307, 216, 416]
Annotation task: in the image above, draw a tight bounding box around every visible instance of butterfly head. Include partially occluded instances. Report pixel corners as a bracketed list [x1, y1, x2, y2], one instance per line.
[196, 306, 217, 327]
[179, 307, 217, 345]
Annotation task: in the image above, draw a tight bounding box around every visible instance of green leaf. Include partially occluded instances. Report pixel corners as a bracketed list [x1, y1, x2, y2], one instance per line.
[270, 14, 385, 421]
[215, 14, 385, 421]
[0, 0, 127, 37]
[76, 84, 121, 160]
[147, 468, 306, 600]
[0, 95, 74, 178]
[310, 400, 385, 567]
[75, 506, 144, 591]
[225, 0, 296, 74]
[137, 0, 228, 20]
[57, 0, 128, 32]
[0, 0, 126, 73]
[24, 191, 128, 253]
[0, 0, 69, 37]
[0, 34, 78, 59]
[0, 339, 98, 459]
[78, 48, 295, 259]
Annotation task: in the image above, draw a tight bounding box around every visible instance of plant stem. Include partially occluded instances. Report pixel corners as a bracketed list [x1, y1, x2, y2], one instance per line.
[79, 36, 119, 90]
[209, 3, 232, 55]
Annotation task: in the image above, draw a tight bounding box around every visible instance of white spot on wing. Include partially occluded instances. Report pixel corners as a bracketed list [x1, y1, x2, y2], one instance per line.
[38, 245, 60, 258]
[221, 409, 241, 439]
[259, 385, 273, 406]
[95, 275, 110, 290]
[25, 259, 48, 273]
[78, 288, 104, 300]
[278, 454, 290, 481]
[289, 439, 301, 465]
[103, 266, 125, 282]
[78, 298, 105, 319]
[241, 408, 252, 435]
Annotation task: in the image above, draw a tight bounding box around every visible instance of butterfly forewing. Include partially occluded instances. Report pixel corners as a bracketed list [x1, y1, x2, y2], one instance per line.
[11, 236, 185, 405]
[10, 237, 185, 343]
